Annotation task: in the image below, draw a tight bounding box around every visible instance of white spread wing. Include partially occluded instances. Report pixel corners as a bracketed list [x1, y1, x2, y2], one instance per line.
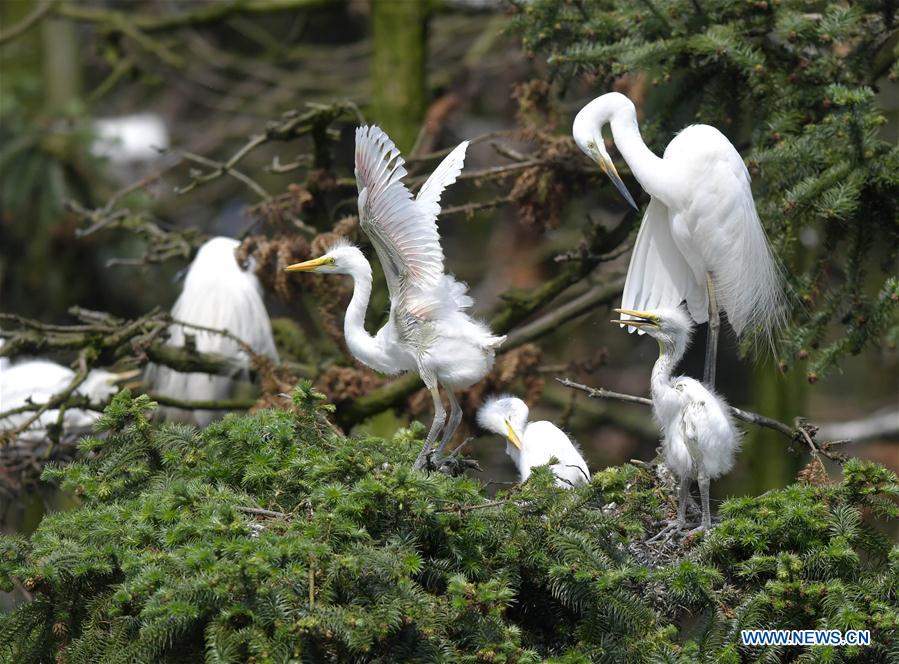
[416, 140, 468, 222]
[355, 125, 445, 318]
[620, 198, 707, 332]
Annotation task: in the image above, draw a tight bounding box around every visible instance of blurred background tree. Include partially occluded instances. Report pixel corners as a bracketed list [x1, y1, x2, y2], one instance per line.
[0, 0, 896, 547]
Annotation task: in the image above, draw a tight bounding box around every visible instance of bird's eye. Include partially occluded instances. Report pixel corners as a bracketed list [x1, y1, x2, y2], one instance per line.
[327, 257, 336, 265]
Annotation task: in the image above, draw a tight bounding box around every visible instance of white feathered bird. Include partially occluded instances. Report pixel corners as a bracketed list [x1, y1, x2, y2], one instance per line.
[477, 395, 590, 488]
[0, 360, 134, 443]
[286, 126, 505, 469]
[145, 237, 278, 426]
[611, 306, 741, 530]
[574, 92, 785, 387]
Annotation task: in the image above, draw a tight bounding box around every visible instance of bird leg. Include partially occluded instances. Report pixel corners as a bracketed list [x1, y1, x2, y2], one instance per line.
[434, 389, 462, 459]
[412, 379, 446, 470]
[696, 475, 712, 531]
[703, 272, 719, 387]
[677, 476, 691, 527]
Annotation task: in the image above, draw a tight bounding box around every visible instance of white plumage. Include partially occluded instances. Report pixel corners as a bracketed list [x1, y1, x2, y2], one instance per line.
[145, 236, 278, 426]
[612, 306, 741, 530]
[0, 360, 125, 443]
[477, 395, 590, 488]
[574, 92, 785, 386]
[286, 126, 505, 469]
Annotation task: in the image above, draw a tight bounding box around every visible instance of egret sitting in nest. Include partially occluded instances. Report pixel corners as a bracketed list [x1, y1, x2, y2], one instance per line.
[611, 306, 741, 532]
[145, 236, 278, 426]
[1, 360, 136, 444]
[477, 395, 590, 488]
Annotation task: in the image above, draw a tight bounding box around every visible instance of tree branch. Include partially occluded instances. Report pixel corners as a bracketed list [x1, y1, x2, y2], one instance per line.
[555, 378, 847, 462]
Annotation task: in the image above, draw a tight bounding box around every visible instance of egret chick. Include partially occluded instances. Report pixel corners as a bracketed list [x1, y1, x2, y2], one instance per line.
[574, 92, 785, 386]
[287, 126, 505, 469]
[611, 306, 741, 531]
[477, 395, 589, 487]
[145, 237, 278, 426]
[1, 360, 135, 443]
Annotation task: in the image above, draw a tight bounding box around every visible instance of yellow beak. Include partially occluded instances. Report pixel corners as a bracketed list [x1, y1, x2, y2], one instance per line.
[610, 308, 658, 328]
[597, 154, 638, 210]
[285, 256, 329, 272]
[504, 418, 523, 450]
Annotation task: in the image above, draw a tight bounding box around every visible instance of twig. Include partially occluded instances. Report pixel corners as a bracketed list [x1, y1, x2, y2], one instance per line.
[0, 351, 90, 447]
[147, 394, 257, 410]
[434, 499, 509, 513]
[173, 148, 270, 199]
[0, 0, 55, 45]
[555, 377, 846, 462]
[235, 506, 289, 519]
[504, 279, 624, 348]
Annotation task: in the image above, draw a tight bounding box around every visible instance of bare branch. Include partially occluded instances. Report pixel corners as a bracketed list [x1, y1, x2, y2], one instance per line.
[0, 0, 55, 45]
[555, 377, 846, 463]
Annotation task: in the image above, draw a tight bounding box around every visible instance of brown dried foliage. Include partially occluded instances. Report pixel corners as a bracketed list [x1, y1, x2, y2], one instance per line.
[246, 183, 315, 233]
[250, 355, 300, 412]
[797, 455, 831, 487]
[238, 234, 311, 304]
[315, 365, 387, 408]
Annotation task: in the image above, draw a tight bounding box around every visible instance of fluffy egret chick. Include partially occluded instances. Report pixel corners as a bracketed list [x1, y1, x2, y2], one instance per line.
[145, 237, 278, 426]
[287, 127, 504, 469]
[477, 395, 590, 487]
[0, 360, 134, 443]
[574, 92, 785, 386]
[611, 306, 741, 530]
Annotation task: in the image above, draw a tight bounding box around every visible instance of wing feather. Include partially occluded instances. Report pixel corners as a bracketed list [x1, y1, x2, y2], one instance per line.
[355, 126, 446, 316]
[416, 141, 468, 221]
[620, 198, 707, 331]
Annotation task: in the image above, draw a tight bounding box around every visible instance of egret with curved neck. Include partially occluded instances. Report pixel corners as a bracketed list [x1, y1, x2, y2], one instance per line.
[575, 92, 785, 386]
[611, 306, 741, 531]
[287, 126, 505, 470]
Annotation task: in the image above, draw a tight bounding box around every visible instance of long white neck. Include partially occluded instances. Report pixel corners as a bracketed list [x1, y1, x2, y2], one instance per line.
[608, 106, 680, 206]
[342, 261, 393, 372]
[650, 336, 686, 403]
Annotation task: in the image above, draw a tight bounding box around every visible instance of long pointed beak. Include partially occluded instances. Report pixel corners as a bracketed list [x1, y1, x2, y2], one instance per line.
[598, 155, 638, 210]
[610, 308, 658, 328]
[285, 256, 328, 272]
[504, 419, 522, 450]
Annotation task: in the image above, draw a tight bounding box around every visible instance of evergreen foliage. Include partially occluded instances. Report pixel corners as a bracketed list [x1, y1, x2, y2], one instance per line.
[2, 389, 897, 662]
[512, 0, 899, 376]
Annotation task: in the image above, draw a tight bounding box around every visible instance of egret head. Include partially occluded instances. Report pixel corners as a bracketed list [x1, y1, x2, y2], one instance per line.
[477, 394, 529, 451]
[284, 239, 365, 276]
[572, 93, 638, 210]
[610, 306, 693, 348]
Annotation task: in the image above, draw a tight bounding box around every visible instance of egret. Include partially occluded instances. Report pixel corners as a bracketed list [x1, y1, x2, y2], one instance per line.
[0, 360, 136, 443]
[611, 306, 741, 531]
[145, 236, 278, 426]
[286, 126, 505, 469]
[477, 395, 590, 487]
[574, 92, 785, 386]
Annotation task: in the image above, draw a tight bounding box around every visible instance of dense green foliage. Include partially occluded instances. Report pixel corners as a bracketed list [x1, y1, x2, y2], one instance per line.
[513, 0, 899, 376]
[1, 389, 897, 663]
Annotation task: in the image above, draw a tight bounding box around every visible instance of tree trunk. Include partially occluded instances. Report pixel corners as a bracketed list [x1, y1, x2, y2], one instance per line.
[371, 0, 428, 152]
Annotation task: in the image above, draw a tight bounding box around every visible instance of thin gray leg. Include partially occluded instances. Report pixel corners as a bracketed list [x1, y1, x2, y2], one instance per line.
[435, 389, 462, 459]
[677, 476, 691, 527]
[703, 272, 719, 387]
[698, 476, 712, 530]
[413, 375, 446, 470]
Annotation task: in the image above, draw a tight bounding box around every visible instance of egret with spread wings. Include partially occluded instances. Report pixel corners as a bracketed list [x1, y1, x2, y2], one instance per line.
[286, 126, 505, 469]
[574, 92, 785, 386]
[611, 306, 741, 532]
